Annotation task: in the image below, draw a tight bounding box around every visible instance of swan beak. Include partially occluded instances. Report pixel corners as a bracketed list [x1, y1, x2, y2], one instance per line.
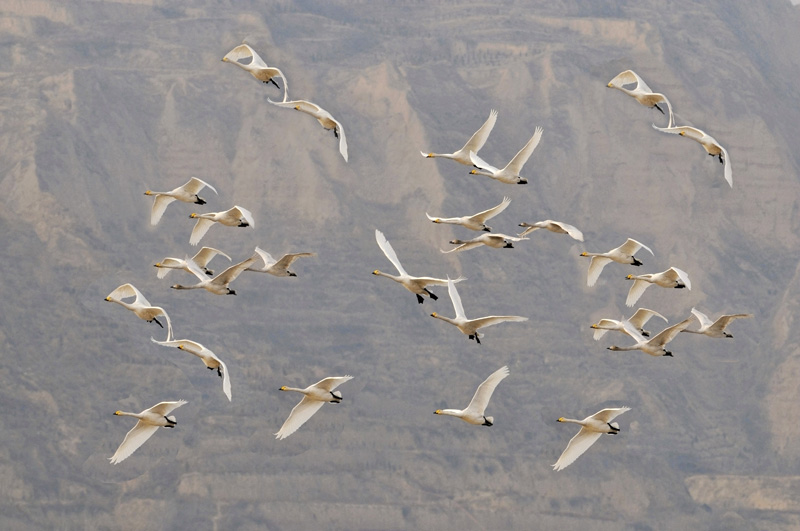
[104, 297, 111, 301]
[580, 252, 587, 256]
[144, 191, 152, 195]
[433, 219, 440, 223]
[154, 263, 161, 267]
[294, 105, 301, 110]
[679, 131, 686, 136]
[557, 417, 565, 422]
[222, 57, 228, 62]
[426, 153, 434, 158]
[372, 270, 380, 275]
[190, 213, 197, 218]
[279, 386, 288, 391]
[430, 312, 437, 317]
[177, 345, 184, 350]
[114, 411, 122, 416]
[469, 170, 477, 174]
[607, 82, 613, 88]
[590, 324, 597, 329]
[626, 274, 634, 279]
[434, 410, 442, 415]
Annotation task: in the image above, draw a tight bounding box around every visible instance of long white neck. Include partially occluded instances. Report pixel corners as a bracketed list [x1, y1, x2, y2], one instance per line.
[431, 313, 458, 326]
[374, 271, 402, 283]
[559, 417, 586, 426]
[115, 411, 144, 420]
[607, 345, 638, 352]
[471, 168, 493, 177]
[437, 409, 464, 418]
[171, 283, 203, 290]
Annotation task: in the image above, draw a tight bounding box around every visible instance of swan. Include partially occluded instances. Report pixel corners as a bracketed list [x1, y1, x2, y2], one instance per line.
[606, 318, 692, 357]
[109, 400, 187, 464]
[434, 366, 509, 426]
[651, 124, 732, 187]
[468, 126, 544, 184]
[171, 253, 258, 295]
[275, 376, 354, 440]
[607, 70, 674, 127]
[625, 267, 691, 307]
[421, 109, 497, 167]
[580, 238, 654, 287]
[151, 338, 231, 401]
[441, 233, 528, 254]
[426, 196, 511, 232]
[552, 407, 631, 471]
[590, 308, 668, 340]
[222, 43, 288, 101]
[518, 220, 584, 241]
[267, 98, 348, 162]
[430, 277, 527, 344]
[144, 177, 217, 226]
[154, 246, 231, 279]
[681, 307, 752, 338]
[105, 283, 173, 341]
[245, 247, 315, 277]
[189, 205, 254, 246]
[373, 229, 464, 304]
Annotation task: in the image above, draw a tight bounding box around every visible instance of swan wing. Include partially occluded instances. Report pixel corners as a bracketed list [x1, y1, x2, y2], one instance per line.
[147, 399, 188, 417]
[617, 238, 653, 257]
[253, 246, 277, 269]
[275, 397, 325, 440]
[468, 150, 498, 172]
[649, 318, 692, 347]
[590, 407, 631, 424]
[587, 256, 612, 287]
[218, 358, 232, 402]
[440, 241, 484, 254]
[667, 267, 691, 289]
[547, 221, 584, 241]
[230, 206, 255, 228]
[189, 218, 215, 246]
[273, 252, 315, 272]
[625, 279, 651, 307]
[411, 275, 465, 287]
[192, 246, 231, 268]
[464, 366, 509, 416]
[110, 421, 160, 464]
[375, 229, 409, 276]
[150, 195, 177, 225]
[312, 375, 354, 393]
[107, 283, 149, 306]
[690, 307, 713, 329]
[504, 126, 543, 175]
[471, 196, 511, 223]
[155, 258, 183, 279]
[182, 177, 217, 196]
[213, 254, 258, 285]
[335, 117, 348, 162]
[459, 109, 498, 155]
[609, 70, 651, 92]
[446, 277, 467, 320]
[224, 43, 269, 69]
[720, 144, 732, 187]
[553, 428, 602, 471]
[628, 308, 668, 329]
[710, 313, 752, 334]
[468, 315, 528, 330]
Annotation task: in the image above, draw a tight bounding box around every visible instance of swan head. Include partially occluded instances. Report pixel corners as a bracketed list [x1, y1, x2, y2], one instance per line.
[580, 252, 588, 257]
[430, 312, 438, 318]
[590, 324, 598, 329]
[221, 57, 229, 62]
[114, 411, 123, 416]
[434, 409, 442, 415]
[190, 213, 198, 218]
[679, 131, 686, 136]
[432, 218, 441, 223]
[607, 346, 620, 351]
[626, 274, 634, 280]
[469, 170, 477, 175]
[154, 262, 161, 267]
[279, 386, 288, 391]
[557, 417, 566, 422]
[294, 105, 301, 111]
[449, 240, 463, 245]
[104, 296, 112, 302]
[425, 153, 434, 158]
[372, 269, 381, 275]
[607, 82, 614, 88]
[144, 190, 153, 196]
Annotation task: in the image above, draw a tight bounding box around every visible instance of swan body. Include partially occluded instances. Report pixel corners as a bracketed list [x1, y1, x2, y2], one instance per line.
[682, 307, 752, 338]
[245, 247, 315, 277]
[189, 205, 254, 246]
[421, 109, 496, 168]
[441, 233, 528, 254]
[105, 283, 173, 341]
[144, 177, 217, 226]
[268, 98, 348, 162]
[109, 400, 187, 464]
[468, 126, 543, 184]
[151, 338, 231, 401]
[580, 238, 654, 287]
[553, 407, 631, 471]
[606, 318, 692, 357]
[154, 246, 231, 279]
[222, 43, 288, 101]
[651, 124, 732, 187]
[434, 366, 509, 426]
[590, 308, 668, 340]
[430, 277, 527, 344]
[625, 267, 691, 307]
[275, 376, 353, 440]
[171, 253, 258, 295]
[518, 220, 584, 241]
[426, 196, 511, 232]
[607, 70, 674, 127]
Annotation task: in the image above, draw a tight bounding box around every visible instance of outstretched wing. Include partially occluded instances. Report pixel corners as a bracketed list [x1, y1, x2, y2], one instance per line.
[590, 407, 631, 424]
[504, 126, 543, 175]
[464, 366, 509, 416]
[375, 229, 408, 276]
[312, 375, 354, 393]
[468, 315, 528, 331]
[690, 307, 714, 329]
[183, 177, 217, 196]
[628, 308, 668, 329]
[189, 218, 215, 246]
[213, 254, 258, 286]
[459, 109, 498, 155]
[649, 318, 692, 347]
[150, 195, 177, 225]
[553, 428, 602, 471]
[109, 421, 160, 464]
[625, 279, 651, 307]
[587, 256, 612, 287]
[192, 247, 231, 269]
[275, 397, 325, 440]
[471, 196, 511, 223]
[616, 238, 654, 257]
[446, 277, 467, 320]
[667, 267, 691, 290]
[223, 43, 269, 69]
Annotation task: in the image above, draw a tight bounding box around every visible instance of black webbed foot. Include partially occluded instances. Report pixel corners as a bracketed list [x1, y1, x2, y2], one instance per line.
[416, 294, 424, 304]
[195, 197, 207, 205]
[152, 317, 164, 329]
[631, 257, 643, 266]
[424, 288, 438, 301]
[270, 78, 280, 89]
[654, 103, 665, 115]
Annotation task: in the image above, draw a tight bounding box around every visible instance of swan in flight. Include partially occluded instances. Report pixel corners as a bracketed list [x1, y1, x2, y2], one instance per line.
[268, 98, 348, 162]
[518, 220, 583, 241]
[441, 233, 528, 254]
[468, 126, 544, 184]
[105, 283, 173, 341]
[431, 277, 527, 344]
[275, 376, 353, 440]
[109, 400, 187, 464]
[580, 238, 653, 287]
[151, 338, 231, 401]
[189, 206, 254, 246]
[651, 124, 732, 187]
[590, 308, 668, 340]
[553, 407, 631, 471]
[245, 247, 315, 277]
[434, 366, 509, 426]
[373, 229, 464, 304]
[606, 318, 692, 357]
[144, 177, 217, 226]
[421, 109, 497, 167]
[170, 253, 258, 295]
[625, 267, 691, 307]
[154, 247, 231, 279]
[607, 70, 674, 127]
[426, 196, 511, 232]
[222, 43, 288, 101]
[681, 307, 752, 338]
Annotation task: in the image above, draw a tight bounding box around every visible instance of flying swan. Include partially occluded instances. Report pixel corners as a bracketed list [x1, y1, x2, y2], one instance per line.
[625, 267, 691, 307]
[275, 376, 354, 440]
[553, 407, 631, 471]
[606, 318, 692, 357]
[426, 196, 511, 232]
[580, 238, 654, 287]
[151, 338, 232, 401]
[189, 205, 254, 246]
[154, 246, 231, 279]
[681, 307, 752, 338]
[441, 233, 528, 254]
[109, 400, 187, 464]
[170, 253, 258, 295]
[105, 283, 173, 341]
[607, 70, 674, 127]
[651, 124, 732, 187]
[434, 366, 509, 426]
[222, 43, 288, 101]
[421, 109, 497, 168]
[590, 308, 668, 341]
[144, 177, 217, 226]
[468, 126, 544, 184]
[268, 98, 348, 162]
[518, 220, 584, 241]
[245, 247, 315, 277]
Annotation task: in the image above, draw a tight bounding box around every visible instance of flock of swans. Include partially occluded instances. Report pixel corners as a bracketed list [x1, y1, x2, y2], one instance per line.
[104, 52, 749, 472]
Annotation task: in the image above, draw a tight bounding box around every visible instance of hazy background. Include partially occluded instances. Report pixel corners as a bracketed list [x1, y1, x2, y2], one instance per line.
[1, 0, 799, 529]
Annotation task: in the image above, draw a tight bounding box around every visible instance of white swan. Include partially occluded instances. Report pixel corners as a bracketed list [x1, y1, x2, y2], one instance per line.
[553, 407, 631, 471]
[275, 376, 354, 440]
[426, 196, 511, 232]
[268, 98, 348, 162]
[468, 126, 544, 184]
[154, 246, 232, 279]
[434, 366, 509, 426]
[518, 220, 584, 241]
[590, 308, 668, 340]
[245, 247, 315, 277]
[651, 124, 732, 187]
[681, 307, 752, 338]
[421, 109, 497, 167]
[151, 338, 231, 401]
[441, 233, 528, 254]
[607, 70, 674, 127]
[109, 400, 187, 464]
[580, 238, 654, 287]
[625, 267, 691, 307]
[222, 43, 288, 101]
[144, 177, 217, 226]
[105, 283, 173, 341]
[189, 205, 254, 246]
[170, 253, 258, 295]
[606, 318, 692, 357]
[373, 229, 464, 304]
[430, 277, 527, 344]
